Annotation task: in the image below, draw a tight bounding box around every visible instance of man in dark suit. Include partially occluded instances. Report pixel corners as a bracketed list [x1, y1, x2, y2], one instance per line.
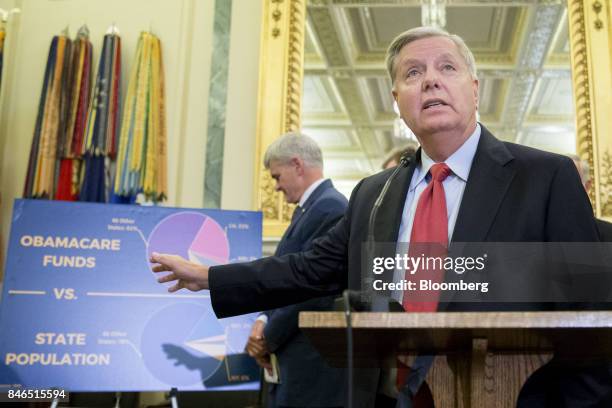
[152, 27, 609, 407]
[569, 154, 612, 242]
[245, 132, 348, 407]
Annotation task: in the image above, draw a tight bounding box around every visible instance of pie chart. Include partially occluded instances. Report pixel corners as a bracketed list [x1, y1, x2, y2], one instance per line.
[140, 302, 225, 387]
[143, 211, 256, 389]
[147, 212, 230, 267]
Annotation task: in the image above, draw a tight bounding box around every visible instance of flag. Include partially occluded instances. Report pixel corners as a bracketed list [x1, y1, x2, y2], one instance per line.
[114, 31, 167, 203]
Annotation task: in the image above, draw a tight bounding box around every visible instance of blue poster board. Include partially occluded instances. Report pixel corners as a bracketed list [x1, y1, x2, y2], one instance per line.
[0, 199, 262, 392]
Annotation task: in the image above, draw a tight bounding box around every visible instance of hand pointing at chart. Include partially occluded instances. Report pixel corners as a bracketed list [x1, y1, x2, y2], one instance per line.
[150, 252, 210, 292]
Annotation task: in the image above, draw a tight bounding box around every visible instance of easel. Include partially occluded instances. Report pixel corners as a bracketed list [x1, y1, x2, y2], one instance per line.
[169, 387, 179, 408]
[114, 392, 122, 408]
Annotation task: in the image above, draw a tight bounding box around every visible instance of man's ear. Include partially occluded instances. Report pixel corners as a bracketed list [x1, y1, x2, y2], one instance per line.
[472, 78, 479, 107]
[291, 157, 305, 175]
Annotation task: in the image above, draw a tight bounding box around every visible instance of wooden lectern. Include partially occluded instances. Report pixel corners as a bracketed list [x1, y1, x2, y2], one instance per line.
[299, 311, 612, 407]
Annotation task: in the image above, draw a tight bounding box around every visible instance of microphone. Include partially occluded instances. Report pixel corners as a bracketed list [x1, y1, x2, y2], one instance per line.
[360, 154, 413, 307]
[342, 155, 413, 408]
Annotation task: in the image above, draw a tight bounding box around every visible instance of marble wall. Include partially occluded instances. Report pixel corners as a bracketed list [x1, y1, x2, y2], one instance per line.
[203, 0, 232, 209]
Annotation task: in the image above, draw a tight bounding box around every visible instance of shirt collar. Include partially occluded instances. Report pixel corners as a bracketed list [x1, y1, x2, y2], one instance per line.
[298, 178, 326, 207]
[410, 123, 481, 191]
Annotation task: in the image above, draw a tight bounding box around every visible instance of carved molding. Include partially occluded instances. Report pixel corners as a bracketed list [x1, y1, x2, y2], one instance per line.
[601, 150, 612, 216]
[591, 0, 604, 30]
[255, 0, 306, 237]
[568, 0, 596, 204]
[567, 0, 612, 218]
[285, 0, 306, 133]
[271, 0, 284, 38]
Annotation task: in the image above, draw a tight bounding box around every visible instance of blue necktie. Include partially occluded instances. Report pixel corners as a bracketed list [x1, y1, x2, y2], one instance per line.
[290, 205, 303, 225]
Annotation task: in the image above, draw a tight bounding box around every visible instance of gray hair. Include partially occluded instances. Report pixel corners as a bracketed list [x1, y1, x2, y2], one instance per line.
[263, 132, 323, 169]
[567, 153, 591, 185]
[386, 26, 477, 86]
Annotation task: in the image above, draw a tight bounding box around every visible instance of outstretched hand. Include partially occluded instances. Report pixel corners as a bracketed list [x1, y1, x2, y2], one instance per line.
[150, 252, 210, 292]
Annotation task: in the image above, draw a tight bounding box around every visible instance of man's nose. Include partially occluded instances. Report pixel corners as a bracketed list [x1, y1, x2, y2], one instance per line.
[422, 69, 441, 91]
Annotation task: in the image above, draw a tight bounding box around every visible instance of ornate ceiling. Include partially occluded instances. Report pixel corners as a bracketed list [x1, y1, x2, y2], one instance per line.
[301, 0, 574, 198]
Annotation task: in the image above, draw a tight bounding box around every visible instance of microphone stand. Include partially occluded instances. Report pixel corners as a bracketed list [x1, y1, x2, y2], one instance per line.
[361, 154, 412, 307]
[344, 154, 412, 408]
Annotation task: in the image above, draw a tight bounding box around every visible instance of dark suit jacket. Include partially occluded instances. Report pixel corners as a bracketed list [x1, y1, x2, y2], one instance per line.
[264, 179, 348, 407]
[597, 219, 612, 242]
[210, 126, 607, 407]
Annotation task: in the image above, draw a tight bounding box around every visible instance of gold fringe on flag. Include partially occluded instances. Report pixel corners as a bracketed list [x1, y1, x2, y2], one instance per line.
[114, 32, 167, 202]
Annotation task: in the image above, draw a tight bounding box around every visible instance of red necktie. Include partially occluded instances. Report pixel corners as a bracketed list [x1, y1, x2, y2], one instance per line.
[402, 162, 451, 312]
[397, 163, 452, 397]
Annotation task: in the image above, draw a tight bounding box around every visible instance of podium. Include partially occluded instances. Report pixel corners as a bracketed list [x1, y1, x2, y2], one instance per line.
[299, 311, 612, 407]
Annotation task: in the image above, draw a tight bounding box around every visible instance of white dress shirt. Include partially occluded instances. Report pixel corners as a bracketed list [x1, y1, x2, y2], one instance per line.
[392, 124, 482, 301]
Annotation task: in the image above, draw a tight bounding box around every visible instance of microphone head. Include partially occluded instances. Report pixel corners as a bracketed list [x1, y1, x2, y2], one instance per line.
[399, 152, 413, 167]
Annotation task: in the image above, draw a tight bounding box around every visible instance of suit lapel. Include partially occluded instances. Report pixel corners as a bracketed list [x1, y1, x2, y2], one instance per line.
[451, 126, 515, 243]
[283, 179, 333, 240]
[440, 126, 516, 306]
